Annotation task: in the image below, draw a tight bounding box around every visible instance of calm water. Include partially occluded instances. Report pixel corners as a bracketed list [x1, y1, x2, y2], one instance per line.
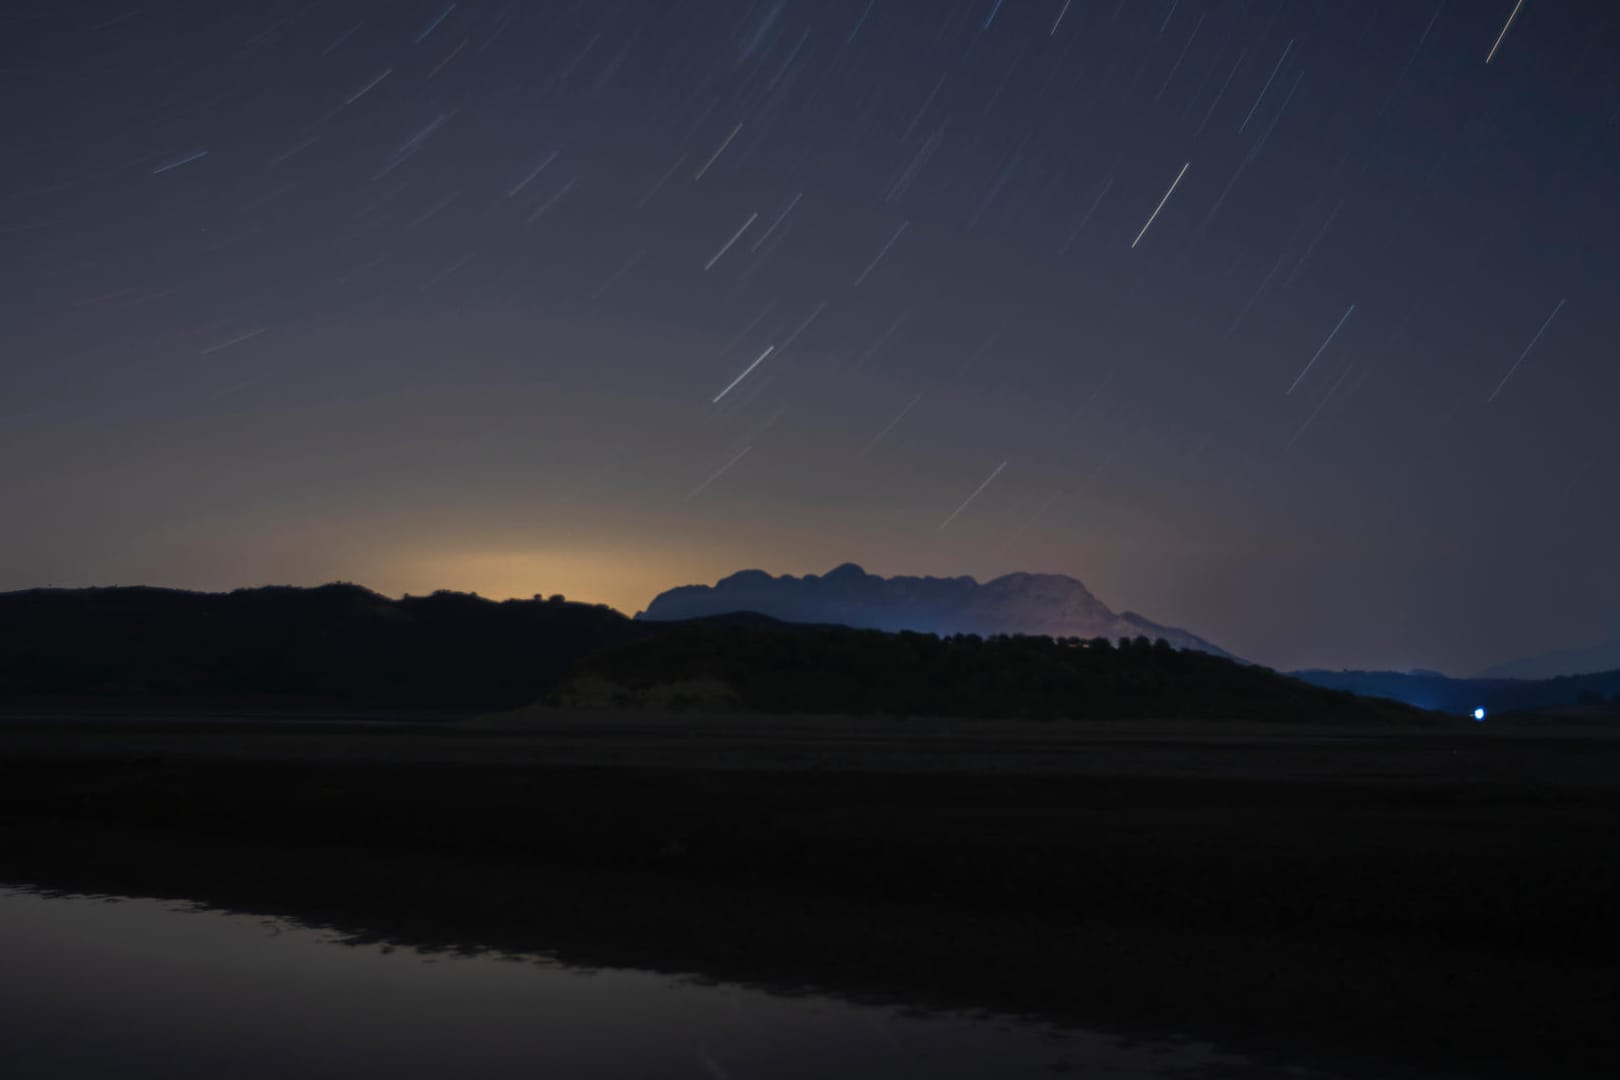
[0, 886, 1282, 1079]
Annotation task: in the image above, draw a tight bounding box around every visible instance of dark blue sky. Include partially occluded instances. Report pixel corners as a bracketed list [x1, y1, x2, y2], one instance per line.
[2, 0, 1617, 673]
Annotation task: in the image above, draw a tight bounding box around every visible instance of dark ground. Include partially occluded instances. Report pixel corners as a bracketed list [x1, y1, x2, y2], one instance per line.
[3, 712, 1618, 1079]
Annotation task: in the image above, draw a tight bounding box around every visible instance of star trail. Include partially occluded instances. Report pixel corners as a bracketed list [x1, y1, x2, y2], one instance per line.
[1, 0, 1617, 673]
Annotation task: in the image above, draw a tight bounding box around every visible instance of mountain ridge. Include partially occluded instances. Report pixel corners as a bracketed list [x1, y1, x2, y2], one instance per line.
[1475, 632, 1620, 681]
[638, 563, 1237, 660]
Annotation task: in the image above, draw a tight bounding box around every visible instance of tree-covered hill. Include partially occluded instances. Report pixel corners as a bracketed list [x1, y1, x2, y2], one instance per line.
[560, 619, 1438, 724]
[1, 584, 1438, 723]
[0, 584, 639, 712]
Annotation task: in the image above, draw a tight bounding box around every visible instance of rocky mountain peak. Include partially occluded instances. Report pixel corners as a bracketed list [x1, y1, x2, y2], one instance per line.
[638, 566, 1233, 659]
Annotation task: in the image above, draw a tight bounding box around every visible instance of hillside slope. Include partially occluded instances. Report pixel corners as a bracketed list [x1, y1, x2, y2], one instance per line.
[564, 619, 1433, 724]
[0, 584, 641, 712]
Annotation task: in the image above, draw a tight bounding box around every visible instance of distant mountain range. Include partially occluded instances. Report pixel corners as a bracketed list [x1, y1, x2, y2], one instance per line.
[638, 563, 1237, 659]
[641, 565, 1620, 719]
[1475, 634, 1620, 680]
[1291, 668, 1620, 717]
[1292, 628, 1620, 714]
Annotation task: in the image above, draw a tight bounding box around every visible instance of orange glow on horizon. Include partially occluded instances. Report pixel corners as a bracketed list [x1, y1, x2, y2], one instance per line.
[373, 546, 742, 616]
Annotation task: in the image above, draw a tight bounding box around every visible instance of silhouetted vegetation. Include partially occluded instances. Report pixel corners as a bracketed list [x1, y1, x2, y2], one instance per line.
[0, 584, 641, 712]
[1, 584, 1442, 723]
[561, 620, 1434, 723]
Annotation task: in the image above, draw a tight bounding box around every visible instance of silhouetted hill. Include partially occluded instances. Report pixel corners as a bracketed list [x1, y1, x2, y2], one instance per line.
[639, 563, 1237, 658]
[0, 583, 1436, 724]
[0, 584, 643, 712]
[558, 621, 1434, 724]
[1293, 667, 1620, 718]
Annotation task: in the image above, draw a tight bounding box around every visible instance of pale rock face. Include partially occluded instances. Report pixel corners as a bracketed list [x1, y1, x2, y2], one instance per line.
[638, 564, 1234, 660]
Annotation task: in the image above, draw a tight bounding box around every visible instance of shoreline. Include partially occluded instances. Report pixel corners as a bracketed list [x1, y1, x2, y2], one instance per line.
[4, 713, 1619, 1078]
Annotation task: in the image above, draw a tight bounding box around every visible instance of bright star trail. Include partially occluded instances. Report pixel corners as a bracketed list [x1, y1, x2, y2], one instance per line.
[705, 212, 758, 271]
[151, 149, 209, 175]
[1131, 163, 1189, 249]
[344, 67, 391, 104]
[1486, 0, 1527, 64]
[1050, 1, 1072, 37]
[693, 124, 743, 181]
[713, 346, 776, 404]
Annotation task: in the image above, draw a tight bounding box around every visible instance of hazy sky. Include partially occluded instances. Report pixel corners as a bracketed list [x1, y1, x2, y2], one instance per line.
[3, 0, 1618, 675]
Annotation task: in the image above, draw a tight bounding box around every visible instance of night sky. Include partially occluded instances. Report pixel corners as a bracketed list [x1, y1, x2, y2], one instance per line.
[3, 0, 1617, 674]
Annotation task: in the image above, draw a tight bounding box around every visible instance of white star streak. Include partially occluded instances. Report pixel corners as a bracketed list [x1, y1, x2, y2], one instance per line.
[1131, 162, 1189, 249]
[718, 300, 777, 356]
[1238, 39, 1293, 134]
[693, 124, 742, 181]
[268, 138, 315, 167]
[1287, 364, 1355, 449]
[712, 345, 775, 403]
[1488, 298, 1565, 403]
[1195, 48, 1247, 135]
[525, 178, 577, 223]
[427, 38, 467, 78]
[847, 0, 875, 43]
[705, 212, 758, 270]
[1156, 12, 1206, 100]
[751, 192, 802, 253]
[939, 461, 1009, 530]
[345, 68, 392, 105]
[415, 4, 454, 45]
[861, 391, 924, 455]
[777, 301, 827, 352]
[1286, 303, 1356, 395]
[152, 149, 208, 175]
[853, 220, 909, 286]
[1486, 0, 1526, 64]
[198, 328, 266, 354]
[638, 153, 687, 206]
[686, 446, 752, 500]
[506, 152, 557, 196]
[1050, 0, 1072, 36]
[1061, 174, 1114, 252]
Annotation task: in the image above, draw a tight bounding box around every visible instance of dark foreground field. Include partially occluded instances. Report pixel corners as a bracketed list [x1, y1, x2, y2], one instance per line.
[3, 712, 1619, 1078]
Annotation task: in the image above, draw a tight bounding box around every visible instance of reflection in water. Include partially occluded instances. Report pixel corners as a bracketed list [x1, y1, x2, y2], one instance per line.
[0, 887, 1261, 1079]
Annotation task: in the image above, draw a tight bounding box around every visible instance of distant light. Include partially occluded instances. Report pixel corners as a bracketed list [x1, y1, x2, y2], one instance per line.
[1473, 707, 1486, 722]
